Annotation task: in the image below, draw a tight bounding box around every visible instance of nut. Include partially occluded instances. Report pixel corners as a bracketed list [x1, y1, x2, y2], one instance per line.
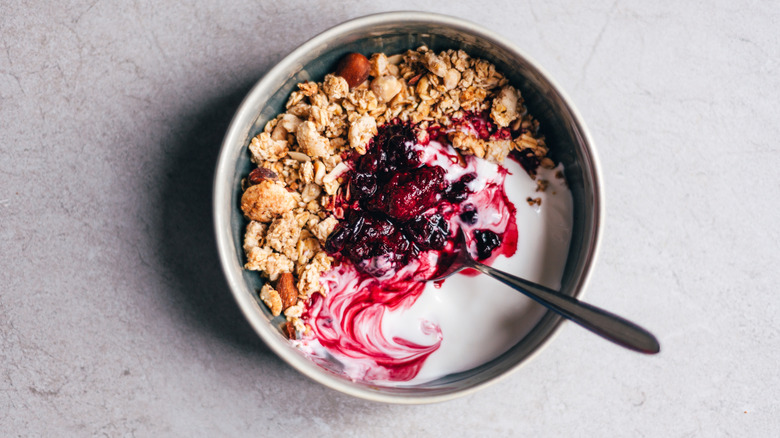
[282, 321, 297, 339]
[335, 53, 370, 88]
[370, 75, 403, 103]
[247, 167, 278, 185]
[275, 272, 299, 310]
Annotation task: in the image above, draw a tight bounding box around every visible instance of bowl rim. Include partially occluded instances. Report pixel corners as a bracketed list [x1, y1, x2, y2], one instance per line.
[213, 11, 604, 404]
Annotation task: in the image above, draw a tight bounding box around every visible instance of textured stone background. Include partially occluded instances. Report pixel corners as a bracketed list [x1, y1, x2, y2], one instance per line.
[2, 1, 778, 436]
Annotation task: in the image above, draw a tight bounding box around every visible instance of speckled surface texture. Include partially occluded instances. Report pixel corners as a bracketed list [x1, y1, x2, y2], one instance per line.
[1, 1, 778, 436]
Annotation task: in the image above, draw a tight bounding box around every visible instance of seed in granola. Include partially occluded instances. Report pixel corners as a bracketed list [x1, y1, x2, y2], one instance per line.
[335, 53, 370, 89]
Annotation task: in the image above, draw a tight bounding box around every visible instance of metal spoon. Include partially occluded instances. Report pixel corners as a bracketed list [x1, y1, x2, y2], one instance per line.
[432, 230, 660, 354]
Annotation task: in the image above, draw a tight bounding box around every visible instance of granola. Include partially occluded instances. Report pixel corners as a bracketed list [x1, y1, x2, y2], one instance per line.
[239, 47, 553, 338]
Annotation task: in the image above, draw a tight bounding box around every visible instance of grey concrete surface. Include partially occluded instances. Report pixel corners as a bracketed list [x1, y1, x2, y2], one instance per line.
[1, 1, 778, 436]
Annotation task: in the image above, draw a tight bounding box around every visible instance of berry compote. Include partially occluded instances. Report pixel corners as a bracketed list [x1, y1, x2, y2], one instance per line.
[328, 121, 471, 275]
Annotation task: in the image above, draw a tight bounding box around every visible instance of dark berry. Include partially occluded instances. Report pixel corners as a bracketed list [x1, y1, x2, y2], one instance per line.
[459, 205, 478, 225]
[368, 166, 447, 221]
[511, 148, 540, 178]
[474, 229, 501, 260]
[387, 134, 421, 168]
[359, 147, 385, 173]
[350, 172, 377, 199]
[445, 173, 476, 203]
[403, 213, 450, 251]
[324, 224, 348, 253]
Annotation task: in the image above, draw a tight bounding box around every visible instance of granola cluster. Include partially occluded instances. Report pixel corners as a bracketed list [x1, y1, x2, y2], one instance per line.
[240, 46, 553, 337]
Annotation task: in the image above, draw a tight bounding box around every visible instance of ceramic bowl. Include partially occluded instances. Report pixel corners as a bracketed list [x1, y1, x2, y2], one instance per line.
[213, 11, 603, 403]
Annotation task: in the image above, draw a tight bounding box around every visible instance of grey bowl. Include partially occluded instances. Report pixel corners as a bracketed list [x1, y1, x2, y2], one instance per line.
[213, 11, 603, 403]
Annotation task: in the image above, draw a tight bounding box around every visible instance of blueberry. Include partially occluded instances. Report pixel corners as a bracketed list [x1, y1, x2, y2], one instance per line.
[474, 229, 501, 259]
[459, 207, 478, 225]
[350, 172, 377, 199]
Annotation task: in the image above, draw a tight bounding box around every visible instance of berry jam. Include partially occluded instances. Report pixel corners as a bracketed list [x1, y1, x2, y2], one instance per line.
[328, 122, 462, 274]
[326, 120, 522, 275]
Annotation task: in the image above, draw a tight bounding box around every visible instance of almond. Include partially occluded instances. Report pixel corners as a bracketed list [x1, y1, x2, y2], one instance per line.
[454, 149, 467, 168]
[248, 167, 278, 185]
[275, 272, 299, 310]
[282, 321, 296, 339]
[335, 53, 370, 89]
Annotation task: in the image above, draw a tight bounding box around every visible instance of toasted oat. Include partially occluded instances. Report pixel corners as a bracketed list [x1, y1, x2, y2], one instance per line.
[526, 197, 542, 207]
[295, 231, 321, 267]
[300, 182, 322, 203]
[284, 301, 305, 318]
[540, 157, 555, 169]
[245, 246, 294, 281]
[297, 252, 333, 297]
[310, 215, 338, 243]
[240, 180, 297, 223]
[296, 121, 331, 158]
[260, 283, 283, 316]
[449, 131, 486, 159]
[348, 115, 378, 154]
[490, 85, 521, 128]
[322, 74, 349, 101]
[249, 132, 288, 163]
[243, 221, 267, 253]
[484, 139, 513, 164]
[265, 210, 309, 261]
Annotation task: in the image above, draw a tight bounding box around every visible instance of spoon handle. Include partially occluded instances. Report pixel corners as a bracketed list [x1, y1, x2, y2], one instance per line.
[473, 263, 660, 354]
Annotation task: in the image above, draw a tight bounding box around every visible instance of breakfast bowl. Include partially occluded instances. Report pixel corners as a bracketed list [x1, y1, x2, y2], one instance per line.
[213, 11, 603, 403]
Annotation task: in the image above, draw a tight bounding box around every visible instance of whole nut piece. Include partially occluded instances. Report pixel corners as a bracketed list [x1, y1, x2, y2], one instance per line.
[335, 53, 370, 89]
[247, 167, 279, 185]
